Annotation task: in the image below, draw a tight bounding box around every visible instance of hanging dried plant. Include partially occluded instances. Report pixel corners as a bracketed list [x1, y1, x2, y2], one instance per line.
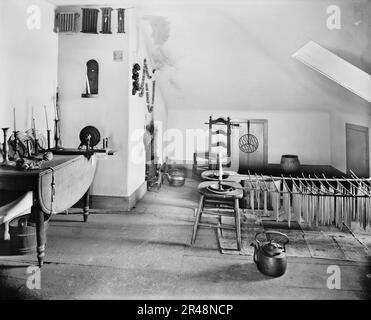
[136, 59, 156, 112]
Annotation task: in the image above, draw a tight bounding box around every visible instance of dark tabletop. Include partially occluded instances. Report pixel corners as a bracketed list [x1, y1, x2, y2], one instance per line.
[0, 155, 83, 192]
[0, 155, 83, 177]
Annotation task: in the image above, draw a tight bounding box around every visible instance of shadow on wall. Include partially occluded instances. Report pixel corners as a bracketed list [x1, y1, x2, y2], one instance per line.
[141, 15, 173, 70]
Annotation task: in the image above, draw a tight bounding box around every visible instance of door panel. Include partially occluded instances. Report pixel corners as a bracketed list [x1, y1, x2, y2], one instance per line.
[236, 120, 268, 172]
[346, 123, 369, 177]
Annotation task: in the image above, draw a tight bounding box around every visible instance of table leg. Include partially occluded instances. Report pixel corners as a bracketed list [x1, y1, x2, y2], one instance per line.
[83, 188, 90, 222]
[234, 198, 242, 251]
[33, 205, 45, 267]
[3, 222, 10, 240]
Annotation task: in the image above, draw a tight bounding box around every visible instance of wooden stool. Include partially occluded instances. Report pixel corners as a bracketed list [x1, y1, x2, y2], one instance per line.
[191, 181, 244, 250]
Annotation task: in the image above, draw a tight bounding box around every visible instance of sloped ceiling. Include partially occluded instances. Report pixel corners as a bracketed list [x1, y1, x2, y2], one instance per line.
[136, 0, 371, 113]
[293, 41, 371, 103]
[48, 0, 371, 113]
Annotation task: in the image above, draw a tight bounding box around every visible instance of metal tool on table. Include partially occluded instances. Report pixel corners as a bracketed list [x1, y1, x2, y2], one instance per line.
[251, 231, 289, 277]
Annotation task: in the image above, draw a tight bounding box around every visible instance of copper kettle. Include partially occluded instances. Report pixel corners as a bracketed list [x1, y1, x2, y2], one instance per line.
[251, 231, 289, 277]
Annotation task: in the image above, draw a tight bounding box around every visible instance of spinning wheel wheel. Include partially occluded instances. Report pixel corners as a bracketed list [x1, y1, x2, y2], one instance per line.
[79, 126, 101, 149]
[239, 120, 259, 153]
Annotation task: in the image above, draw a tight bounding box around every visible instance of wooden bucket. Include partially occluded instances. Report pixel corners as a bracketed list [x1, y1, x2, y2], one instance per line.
[9, 215, 48, 255]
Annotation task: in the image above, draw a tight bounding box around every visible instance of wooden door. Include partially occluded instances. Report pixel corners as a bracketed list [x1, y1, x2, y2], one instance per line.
[346, 123, 369, 177]
[236, 119, 268, 172]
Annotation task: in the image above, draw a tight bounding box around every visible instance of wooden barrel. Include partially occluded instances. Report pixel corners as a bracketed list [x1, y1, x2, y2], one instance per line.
[280, 154, 300, 173]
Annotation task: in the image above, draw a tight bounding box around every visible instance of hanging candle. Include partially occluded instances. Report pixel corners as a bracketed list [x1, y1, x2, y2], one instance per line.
[86, 74, 91, 95]
[13, 107, 17, 132]
[219, 147, 223, 182]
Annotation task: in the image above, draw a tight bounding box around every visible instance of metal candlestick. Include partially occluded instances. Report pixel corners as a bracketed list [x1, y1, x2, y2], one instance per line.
[12, 131, 20, 160]
[34, 138, 39, 155]
[54, 119, 62, 149]
[47, 129, 51, 150]
[1, 128, 11, 166]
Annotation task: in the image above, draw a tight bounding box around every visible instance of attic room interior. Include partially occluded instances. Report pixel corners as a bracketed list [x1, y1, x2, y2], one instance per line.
[0, 0, 371, 301]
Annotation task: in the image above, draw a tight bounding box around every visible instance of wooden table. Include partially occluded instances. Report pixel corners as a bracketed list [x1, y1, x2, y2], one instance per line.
[0, 154, 97, 266]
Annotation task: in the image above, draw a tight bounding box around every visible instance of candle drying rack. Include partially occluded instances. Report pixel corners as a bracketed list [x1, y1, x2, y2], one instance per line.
[235, 170, 371, 230]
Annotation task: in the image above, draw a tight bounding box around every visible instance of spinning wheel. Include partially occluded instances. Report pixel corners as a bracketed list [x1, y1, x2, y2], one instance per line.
[79, 126, 101, 149]
[239, 120, 259, 154]
[25, 129, 47, 151]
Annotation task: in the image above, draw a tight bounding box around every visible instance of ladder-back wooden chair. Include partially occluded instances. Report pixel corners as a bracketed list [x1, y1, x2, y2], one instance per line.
[193, 116, 233, 176]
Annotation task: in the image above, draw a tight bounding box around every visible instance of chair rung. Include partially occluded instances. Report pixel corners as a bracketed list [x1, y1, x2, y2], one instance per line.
[214, 129, 227, 135]
[204, 206, 234, 211]
[198, 222, 236, 230]
[210, 141, 227, 148]
[202, 206, 235, 211]
[201, 210, 235, 216]
[204, 198, 234, 204]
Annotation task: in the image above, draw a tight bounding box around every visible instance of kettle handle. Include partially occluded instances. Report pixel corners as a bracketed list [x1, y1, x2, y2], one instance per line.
[255, 231, 289, 247]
